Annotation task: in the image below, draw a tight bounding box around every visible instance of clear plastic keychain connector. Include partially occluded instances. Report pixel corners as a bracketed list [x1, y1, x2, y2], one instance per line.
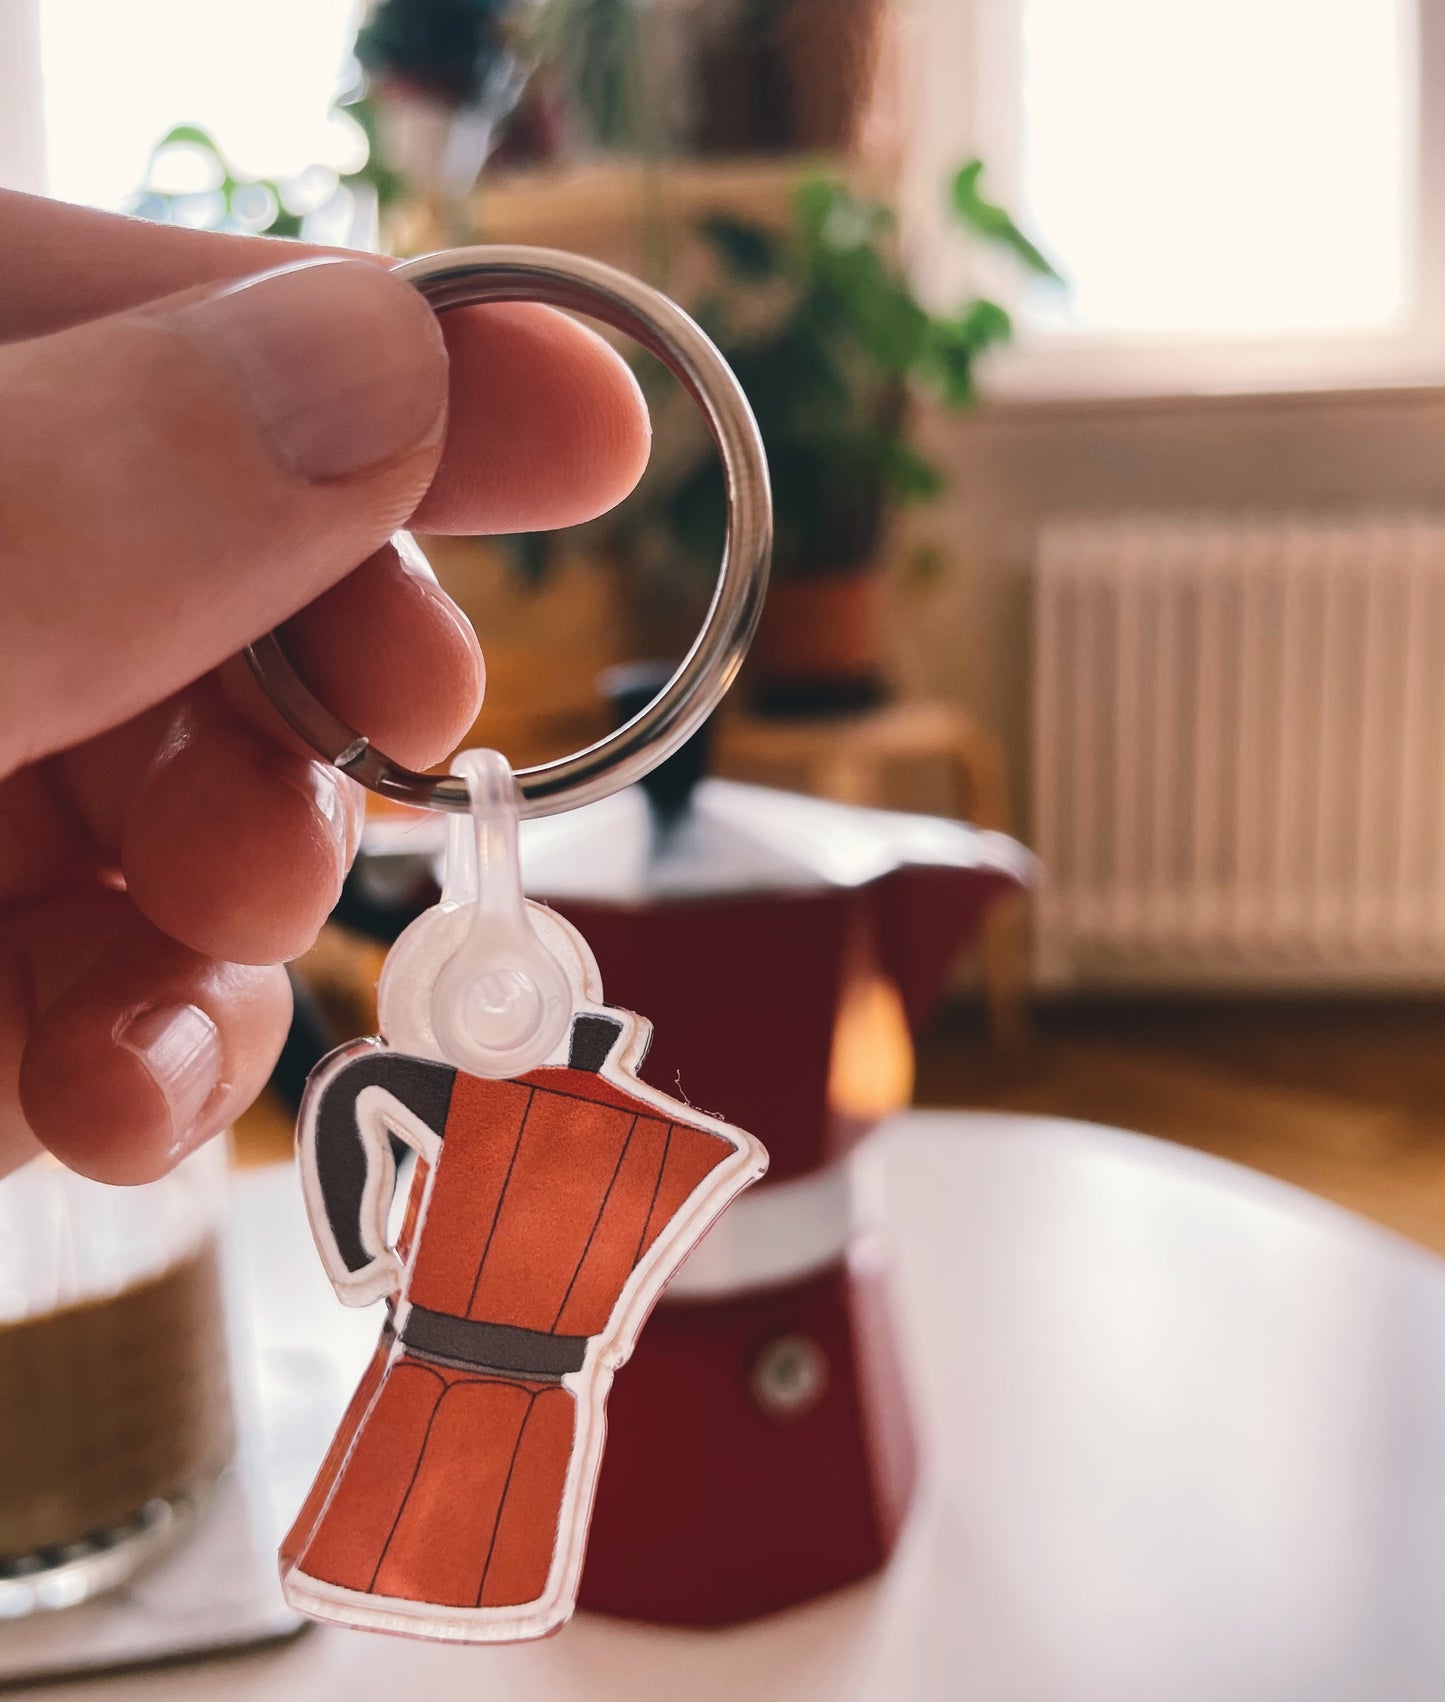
[245, 246, 774, 1647]
[429, 749, 573, 1078]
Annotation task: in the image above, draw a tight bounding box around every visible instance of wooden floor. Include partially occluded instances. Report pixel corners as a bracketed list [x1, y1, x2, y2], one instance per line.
[914, 999, 1445, 1256]
[239, 985, 1445, 1257]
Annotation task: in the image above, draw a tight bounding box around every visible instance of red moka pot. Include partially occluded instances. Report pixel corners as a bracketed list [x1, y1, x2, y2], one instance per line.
[518, 749, 1033, 1626]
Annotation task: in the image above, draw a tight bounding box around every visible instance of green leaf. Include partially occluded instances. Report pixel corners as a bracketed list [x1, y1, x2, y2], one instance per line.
[793, 175, 894, 265]
[698, 214, 782, 281]
[926, 335, 977, 409]
[663, 455, 728, 570]
[951, 159, 1061, 280]
[156, 122, 222, 152]
[879, 437, 945, 504]
[904, 539, 948, 593]
[919, 297, 1014, 407]
[496, 532, 557, 588]
[267, 209, 305, 239]
[792, 176, 841, 251]
[955, 297, 1013, 347]
[727, 321, 853, 432]
[813, 244, 928, 373]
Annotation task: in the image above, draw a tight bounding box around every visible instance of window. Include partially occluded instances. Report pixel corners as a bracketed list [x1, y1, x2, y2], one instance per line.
[13, 0, 357, 210]
[9, 0, 1440, 397]
[912, 0, 1442, 396]
[1020, 0, 1411, 338]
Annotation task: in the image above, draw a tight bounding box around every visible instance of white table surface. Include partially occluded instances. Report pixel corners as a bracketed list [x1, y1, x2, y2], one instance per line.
[18, 1111, 1445, 1702]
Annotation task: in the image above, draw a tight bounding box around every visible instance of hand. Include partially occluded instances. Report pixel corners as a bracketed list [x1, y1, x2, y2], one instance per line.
[0, 191, 650, 1184]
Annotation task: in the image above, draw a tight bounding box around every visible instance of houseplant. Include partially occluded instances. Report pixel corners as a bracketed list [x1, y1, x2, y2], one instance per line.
[613, 162, 1057, 715]
[125, 94, 403, 244]
[355, 0, 546, 196]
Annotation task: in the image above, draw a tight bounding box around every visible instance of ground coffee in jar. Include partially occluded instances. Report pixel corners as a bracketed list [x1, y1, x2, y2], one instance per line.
[0, 1146, 233, 1609]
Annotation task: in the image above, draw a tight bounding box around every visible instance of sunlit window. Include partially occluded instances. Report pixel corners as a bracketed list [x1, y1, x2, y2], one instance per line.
[39, 0, 359, 209]
[1018, 0, 1414, 337]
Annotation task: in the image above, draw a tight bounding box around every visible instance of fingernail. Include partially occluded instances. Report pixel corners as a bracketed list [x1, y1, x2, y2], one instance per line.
[394, 530, 441, 585]
[268, 756, 354, 883]
[117, 1004, 222, 1144]
[176, 259, 448, 482]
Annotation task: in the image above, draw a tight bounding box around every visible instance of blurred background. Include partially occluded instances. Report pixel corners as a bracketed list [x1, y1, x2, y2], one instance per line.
[5, 0, 1445, 1251]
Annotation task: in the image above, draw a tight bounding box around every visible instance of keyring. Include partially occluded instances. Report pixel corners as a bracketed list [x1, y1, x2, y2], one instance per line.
[243, 245, 771, 818]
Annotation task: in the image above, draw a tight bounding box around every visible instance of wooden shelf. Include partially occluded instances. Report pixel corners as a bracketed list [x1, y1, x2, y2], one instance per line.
[387, 151, 888, 276]
[475, 153, 863, 244]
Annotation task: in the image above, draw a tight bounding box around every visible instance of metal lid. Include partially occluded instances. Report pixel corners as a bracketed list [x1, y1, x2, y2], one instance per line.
[517, 777, 1036, 903]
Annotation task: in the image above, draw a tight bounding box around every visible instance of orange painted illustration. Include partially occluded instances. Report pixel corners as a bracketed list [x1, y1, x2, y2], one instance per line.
[281, 1010, 766, 1642]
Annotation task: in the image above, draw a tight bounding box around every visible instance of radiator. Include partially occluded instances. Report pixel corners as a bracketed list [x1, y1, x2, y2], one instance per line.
[1032, 515, 1445, 989]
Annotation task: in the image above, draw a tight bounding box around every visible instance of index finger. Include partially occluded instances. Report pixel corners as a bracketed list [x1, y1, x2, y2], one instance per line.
[0, 189, 651, 535]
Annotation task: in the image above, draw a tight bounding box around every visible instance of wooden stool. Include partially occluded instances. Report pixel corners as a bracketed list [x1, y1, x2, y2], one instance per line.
[715, 701, 1031, 1048]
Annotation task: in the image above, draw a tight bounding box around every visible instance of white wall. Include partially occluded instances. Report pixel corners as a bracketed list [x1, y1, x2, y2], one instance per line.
[891, 387, 1445, 839]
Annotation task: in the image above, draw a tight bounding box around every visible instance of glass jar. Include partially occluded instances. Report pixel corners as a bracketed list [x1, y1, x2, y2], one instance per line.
[0, 1142, 234, 1616]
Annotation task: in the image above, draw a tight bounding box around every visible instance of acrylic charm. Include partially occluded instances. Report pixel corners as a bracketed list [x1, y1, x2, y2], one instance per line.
[279, 754, 768, 1642]
[244, 243, 775, 1644]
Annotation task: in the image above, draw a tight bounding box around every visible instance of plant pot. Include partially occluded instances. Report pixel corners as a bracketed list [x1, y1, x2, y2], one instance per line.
[691, 0, 887, 155]
[774, 0, 889, 153]
[748, 567, 891, 719]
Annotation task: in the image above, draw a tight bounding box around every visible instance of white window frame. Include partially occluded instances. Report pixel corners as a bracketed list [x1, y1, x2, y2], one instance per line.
[902, 0, 1445, 399]
[0, 0, 47, 195]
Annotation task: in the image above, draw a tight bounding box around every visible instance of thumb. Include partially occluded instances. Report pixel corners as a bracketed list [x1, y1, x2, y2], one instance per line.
[0, 258, 448, 775]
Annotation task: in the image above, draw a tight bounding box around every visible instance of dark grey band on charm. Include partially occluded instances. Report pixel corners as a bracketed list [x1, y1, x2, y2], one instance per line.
[400, 1305, 589, 1380]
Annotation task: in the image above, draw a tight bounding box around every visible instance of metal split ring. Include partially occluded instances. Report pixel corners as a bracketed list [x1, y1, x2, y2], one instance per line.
[245, 244, 772, 818]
